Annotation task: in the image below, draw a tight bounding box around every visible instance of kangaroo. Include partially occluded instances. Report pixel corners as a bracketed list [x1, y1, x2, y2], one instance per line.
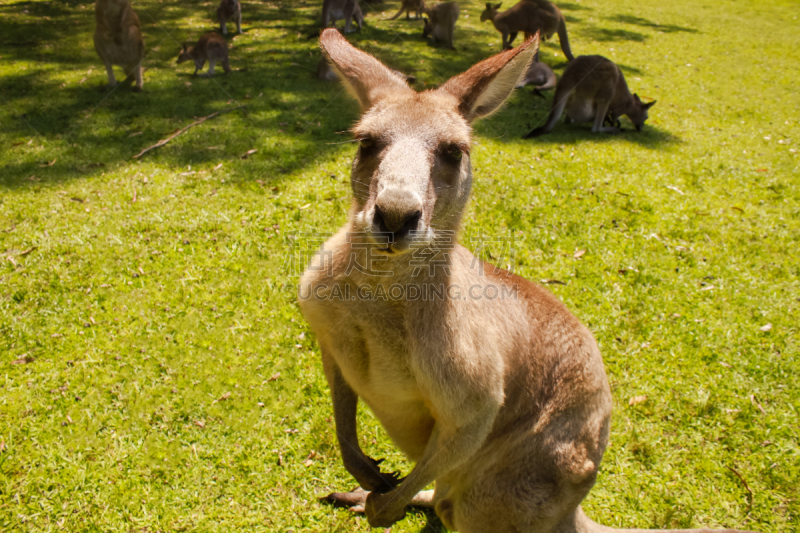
[217, 0, 242, 35]
[422, 2, 459, 50]
[318, 55, 417, 84]
[300, 29, 756, 533]
[523, 55, 655, 137]
[390, 0, 425, 20]
[177, 33, 231, 77]
[322, 0, 364, 34]
[93, 0, 144, 91]
[480, 0, 573, 60]
[515, 50, 556, 97]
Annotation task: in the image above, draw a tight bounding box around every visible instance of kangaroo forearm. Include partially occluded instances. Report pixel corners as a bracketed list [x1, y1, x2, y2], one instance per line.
[388, 402, 497, 503]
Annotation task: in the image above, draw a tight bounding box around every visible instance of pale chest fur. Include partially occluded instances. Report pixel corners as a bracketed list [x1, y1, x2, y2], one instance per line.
[300, 281, 437, 457]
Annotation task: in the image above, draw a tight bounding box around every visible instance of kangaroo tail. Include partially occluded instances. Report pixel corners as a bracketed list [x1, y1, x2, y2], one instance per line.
[576, 507, 760, 533]
[389, 7, 405, 20]
[557, 16, 574, 61]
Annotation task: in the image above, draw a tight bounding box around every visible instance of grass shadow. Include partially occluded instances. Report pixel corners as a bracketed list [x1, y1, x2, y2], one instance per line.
[516, 123, 680, 148]
[579, 27, 648, 43]
[611, 14, 699, 34]
[557, 2, 594, 11]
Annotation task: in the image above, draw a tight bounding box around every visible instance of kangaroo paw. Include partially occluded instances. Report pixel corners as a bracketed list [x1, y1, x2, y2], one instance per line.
[319, 487, 368, 513]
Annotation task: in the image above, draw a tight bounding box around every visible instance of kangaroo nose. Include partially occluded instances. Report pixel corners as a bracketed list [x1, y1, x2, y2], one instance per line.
[373, 189, 423, 242]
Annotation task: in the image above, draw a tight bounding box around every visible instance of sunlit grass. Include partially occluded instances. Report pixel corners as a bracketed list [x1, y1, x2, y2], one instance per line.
[1, 0, 798, 531]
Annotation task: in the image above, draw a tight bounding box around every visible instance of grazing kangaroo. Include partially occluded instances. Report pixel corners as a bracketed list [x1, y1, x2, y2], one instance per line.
[480, 0, 573, 60]
[516, 50, 556, 97]
[390, 0, 425, 20]
[93, 0, 144, 91]
[217, 0, 242, 35]
[523, 55, 655, 137]
[177, 33, 231, 77]
[322, 0, 364, 34]
[300, 29, 756, 533]
[422, 2, 460, 50]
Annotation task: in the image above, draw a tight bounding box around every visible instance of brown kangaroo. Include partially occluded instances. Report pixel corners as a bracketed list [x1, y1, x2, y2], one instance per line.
[322, 0, 364, 34]
[480, 0, 573, 60]
[390, 0, 425, 20]
[523, 54, 655, 137]
[300, 29, 757, 533]
[422, 2, 460, 50]
[216, 0, 242, 35]
[177, 33, 231, 77]
[93, 0, 144, 91]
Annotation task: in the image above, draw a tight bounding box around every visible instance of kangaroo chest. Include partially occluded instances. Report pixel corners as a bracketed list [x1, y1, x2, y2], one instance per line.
[303, 279, 436, 457]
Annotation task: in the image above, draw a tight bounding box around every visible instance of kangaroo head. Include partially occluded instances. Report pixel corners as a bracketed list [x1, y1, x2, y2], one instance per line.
[629, 93, 657, 131]
[177, 43, 193, 64]
[320, 28, 537, 255]
[480, 2, 501, 22]
[422, 16, 432, 37]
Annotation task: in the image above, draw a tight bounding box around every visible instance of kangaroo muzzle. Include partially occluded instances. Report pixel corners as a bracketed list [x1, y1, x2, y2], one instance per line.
[372, 187, 424, 250]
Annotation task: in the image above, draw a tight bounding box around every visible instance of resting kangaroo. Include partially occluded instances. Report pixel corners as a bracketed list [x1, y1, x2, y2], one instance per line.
[516, 51, 557, 97]
[480, 0, 573, 60]
[93, 0, 144, 91]
[177, 33, 231, 77]
[523, 55, 655, 137]
[422, 2, 460, 50]
[216, 0, 242, 35]
[390, 0, 425, 20]
[322, 0, 364, 34]
[300, 29, 756, 533]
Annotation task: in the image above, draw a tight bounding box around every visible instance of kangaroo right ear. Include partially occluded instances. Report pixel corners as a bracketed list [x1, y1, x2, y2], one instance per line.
[439, 33, 538, 122]
[319, 28, 414, 110]
[494, 2, 502, 9]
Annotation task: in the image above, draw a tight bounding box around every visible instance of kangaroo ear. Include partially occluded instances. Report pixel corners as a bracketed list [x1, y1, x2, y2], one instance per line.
[485, 2, 492, 9]
[633, 93, 641, 102]
[644, 100, 657, 109]
[439, 33, 538, 122]
[494, 2, 502, 9]
[319, 28, 414, 110]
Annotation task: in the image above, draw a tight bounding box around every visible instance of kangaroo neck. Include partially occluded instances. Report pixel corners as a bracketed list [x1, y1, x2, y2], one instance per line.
[341, 222, 457, 287]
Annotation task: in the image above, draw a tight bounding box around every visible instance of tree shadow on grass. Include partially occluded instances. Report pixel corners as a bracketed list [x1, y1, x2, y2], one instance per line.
[610, 14, 699, 34]
[578, 27, 648, 43]
[515, 123, 679, 148]
[557, 2, 594, 11]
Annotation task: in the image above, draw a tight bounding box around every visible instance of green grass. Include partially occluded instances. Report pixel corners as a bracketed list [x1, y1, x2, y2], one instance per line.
[1, 0, 798, 531]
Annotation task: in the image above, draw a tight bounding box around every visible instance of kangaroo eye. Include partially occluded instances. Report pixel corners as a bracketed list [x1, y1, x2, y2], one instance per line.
[359, 138, 375, 149]
[445, 145, 463, 162]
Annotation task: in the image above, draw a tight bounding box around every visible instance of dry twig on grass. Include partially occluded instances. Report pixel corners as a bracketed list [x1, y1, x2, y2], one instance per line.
[726, 465, 754, 512]
[133, 105, 247, 159]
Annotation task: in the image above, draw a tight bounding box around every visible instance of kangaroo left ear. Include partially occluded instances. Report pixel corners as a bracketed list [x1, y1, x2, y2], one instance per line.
[633, 93, 641, 102]
[319, 28, 414, 110]
[644, 100, 657, 109]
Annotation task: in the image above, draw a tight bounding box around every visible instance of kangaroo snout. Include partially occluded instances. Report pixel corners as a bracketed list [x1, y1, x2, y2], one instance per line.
[372, 188, 424, 246]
